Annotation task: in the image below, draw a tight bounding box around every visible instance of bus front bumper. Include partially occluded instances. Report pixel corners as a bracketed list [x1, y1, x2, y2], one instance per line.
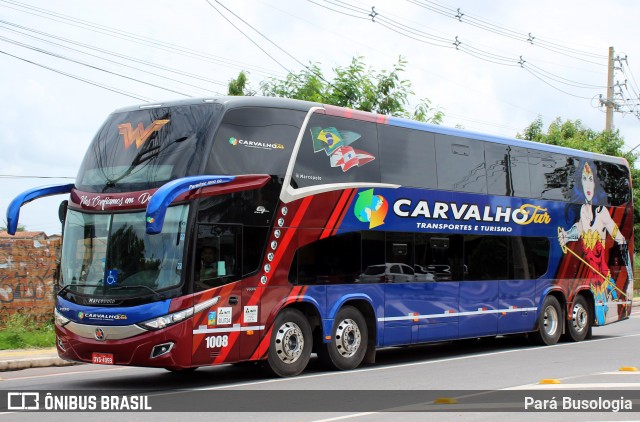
[55, 319, 193, 369]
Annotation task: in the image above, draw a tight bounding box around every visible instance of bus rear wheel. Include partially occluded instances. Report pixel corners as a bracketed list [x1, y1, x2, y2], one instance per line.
[266, 308, 312, 377]
[318, 306, 368, 371]
[530, 295, 563, 345]
[563, 295, 591, 342]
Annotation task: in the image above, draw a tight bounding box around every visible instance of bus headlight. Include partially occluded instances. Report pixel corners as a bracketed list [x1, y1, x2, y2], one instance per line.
[137, 308, 194, 331]
[136, 296, 220, 331]
[54, 308, 70, 327]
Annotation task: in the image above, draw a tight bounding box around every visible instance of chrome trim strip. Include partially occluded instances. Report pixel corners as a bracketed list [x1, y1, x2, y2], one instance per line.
[65, 321, 148, 340]
[377, 307, 539, 322]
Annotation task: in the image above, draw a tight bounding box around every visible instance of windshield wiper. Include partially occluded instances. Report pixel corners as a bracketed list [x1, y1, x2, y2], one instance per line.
[108, 285, 162, 298]
[58, 284, 102, 295]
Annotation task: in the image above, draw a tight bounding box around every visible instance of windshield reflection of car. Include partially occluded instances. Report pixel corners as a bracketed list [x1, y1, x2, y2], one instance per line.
[426, 264, 451, 281]
[359, 263, 427, 283]
[413, 265, 435, 281]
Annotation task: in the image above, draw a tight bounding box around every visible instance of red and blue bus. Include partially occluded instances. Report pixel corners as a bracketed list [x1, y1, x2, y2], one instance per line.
[7, 96, 634, 376]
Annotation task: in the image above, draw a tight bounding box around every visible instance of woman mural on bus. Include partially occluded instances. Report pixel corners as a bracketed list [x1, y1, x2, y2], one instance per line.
[557, 160, 632, 325]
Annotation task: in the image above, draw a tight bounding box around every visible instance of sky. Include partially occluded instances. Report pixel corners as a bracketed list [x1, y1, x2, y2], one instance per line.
[1, 0, 639, 235]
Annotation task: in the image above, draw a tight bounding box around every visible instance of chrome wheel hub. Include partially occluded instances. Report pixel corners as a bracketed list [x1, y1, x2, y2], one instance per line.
[571, 304, 588, 333]
[334, 318, 361, 358]
[543, 305, 559, 336]
[274, 321, 304, 363]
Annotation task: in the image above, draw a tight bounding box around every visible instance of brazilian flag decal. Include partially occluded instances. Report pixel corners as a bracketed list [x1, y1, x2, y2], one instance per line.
[311, 127, 361, 155]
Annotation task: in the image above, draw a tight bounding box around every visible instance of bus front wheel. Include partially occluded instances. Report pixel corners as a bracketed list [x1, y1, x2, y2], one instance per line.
[563, 295, 591, 342]
[530, 295, 563, 346]
[319, 306, 368, 371]
[266, 308, 312, 377]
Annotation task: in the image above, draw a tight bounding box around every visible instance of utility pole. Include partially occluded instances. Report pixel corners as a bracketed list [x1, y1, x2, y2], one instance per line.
[605, 46, 615, 131]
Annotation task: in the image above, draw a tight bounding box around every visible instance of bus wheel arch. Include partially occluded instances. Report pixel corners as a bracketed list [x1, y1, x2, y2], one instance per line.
[530, 292, 564, 346]
[563, 292, 592, 342]
[319, 300, 376, 370]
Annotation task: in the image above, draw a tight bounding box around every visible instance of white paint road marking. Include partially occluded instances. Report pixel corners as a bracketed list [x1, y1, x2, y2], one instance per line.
[508, 382, 640, 389]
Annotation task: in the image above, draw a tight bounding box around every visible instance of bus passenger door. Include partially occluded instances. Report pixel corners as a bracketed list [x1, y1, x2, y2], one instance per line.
[191, 224, 244, 366]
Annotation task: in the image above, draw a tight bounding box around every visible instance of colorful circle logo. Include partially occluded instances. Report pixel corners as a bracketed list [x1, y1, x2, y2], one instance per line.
[229, 137, 239, 146]
[354, 189, 388, 228]
[78, 311, 84, 319]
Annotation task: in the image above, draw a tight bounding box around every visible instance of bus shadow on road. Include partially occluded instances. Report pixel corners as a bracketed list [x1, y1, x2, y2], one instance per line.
[69, 335, 553, 391]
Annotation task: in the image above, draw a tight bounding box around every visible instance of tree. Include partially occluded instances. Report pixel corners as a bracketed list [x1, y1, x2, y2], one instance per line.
[227, 71, 255, 96]
[518, 116, 640, 245]
[228, 56, 443, 124]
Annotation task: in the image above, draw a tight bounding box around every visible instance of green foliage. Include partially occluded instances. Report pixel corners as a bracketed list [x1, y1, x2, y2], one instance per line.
[0, 220, 26, 232]
[227, 70, 255, 96]
[229, 56, 443, 123]
[0, 313, 55, 350]
[518, 116, 640, 246]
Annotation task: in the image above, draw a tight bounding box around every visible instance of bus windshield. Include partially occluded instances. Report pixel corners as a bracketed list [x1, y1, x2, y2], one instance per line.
[76, 104, 220, 193]
[60, 205, 189, 297]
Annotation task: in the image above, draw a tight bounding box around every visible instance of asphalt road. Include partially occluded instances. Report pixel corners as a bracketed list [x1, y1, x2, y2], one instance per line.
[2, 308, 640, 421]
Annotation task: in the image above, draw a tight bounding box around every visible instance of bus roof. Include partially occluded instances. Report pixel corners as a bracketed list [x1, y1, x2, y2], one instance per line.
[386, 114, 629, 168]
[111, 96, 321, 114]
[112, 96, 629, 168]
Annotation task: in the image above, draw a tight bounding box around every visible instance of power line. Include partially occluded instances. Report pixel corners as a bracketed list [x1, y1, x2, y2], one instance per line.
[205, 0, 355, 104]
[308, 0, 606, 99]
[0, 49, 155, 102]
[0, 19, 229, 90]
[0, 0, 284, 77]
[522, 66, 593, 100]
[203, 0, 296, 76]
[406, 0, 607, 61]
[0, 35, 197, 98]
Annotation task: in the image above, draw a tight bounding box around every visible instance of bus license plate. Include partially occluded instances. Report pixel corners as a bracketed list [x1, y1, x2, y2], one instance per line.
[92, 352, 114, 365]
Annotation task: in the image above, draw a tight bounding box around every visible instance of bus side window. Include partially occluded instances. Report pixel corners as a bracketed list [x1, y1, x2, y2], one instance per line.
[378, 125, 437, 189]
[528, 151, 577, 201]
[290, 232, 361, 285]
[292, 114, 380, 189]
[486, 143, 531, 198]
[415, 234, 463, 282]
[596, 160, 631, 206]
[435, 134, 487, 194]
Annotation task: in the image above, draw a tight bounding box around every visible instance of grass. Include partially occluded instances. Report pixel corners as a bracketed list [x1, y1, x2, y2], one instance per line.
[0, 314, 56, 350]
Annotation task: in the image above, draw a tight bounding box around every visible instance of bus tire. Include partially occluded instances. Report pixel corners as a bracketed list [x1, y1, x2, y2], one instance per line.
[564, 295, 591, 342]
[530, 295, 563, 346]
[318, 306, 368, 371]
[266, 308, 312, 377]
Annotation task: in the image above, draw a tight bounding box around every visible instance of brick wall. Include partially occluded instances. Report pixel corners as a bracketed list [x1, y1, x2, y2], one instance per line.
[0, 232, 60, 325]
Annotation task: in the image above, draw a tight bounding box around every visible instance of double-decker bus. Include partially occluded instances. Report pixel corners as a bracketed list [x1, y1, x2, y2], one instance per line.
[7, 96, 634, 377]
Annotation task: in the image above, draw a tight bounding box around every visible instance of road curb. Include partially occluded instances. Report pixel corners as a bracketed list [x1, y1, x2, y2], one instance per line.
[0, 357, 80, 372]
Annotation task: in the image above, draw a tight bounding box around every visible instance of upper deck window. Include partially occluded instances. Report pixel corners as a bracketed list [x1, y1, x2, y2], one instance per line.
[435, 134, 487, 194]
[528, 151, 578, 201]
[206, 107, 306, 177]
[595, 161, 631, 206]
[378, 125, 437, 189]
[292, 113, 380, 188]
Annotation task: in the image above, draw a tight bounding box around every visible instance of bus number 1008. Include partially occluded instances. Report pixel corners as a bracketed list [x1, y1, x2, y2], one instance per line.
[205, 335, 229, 349]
